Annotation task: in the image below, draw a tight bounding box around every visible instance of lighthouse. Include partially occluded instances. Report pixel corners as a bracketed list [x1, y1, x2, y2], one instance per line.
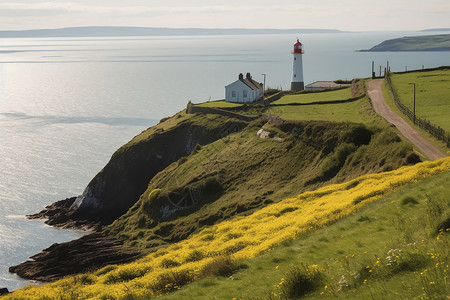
[291, 38, 304, 91]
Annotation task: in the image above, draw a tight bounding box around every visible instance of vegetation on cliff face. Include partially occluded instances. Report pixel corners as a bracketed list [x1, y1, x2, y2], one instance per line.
[105, 117, 418, 252]
[4, 157, 449, 299]
[67, 112, 248, 225]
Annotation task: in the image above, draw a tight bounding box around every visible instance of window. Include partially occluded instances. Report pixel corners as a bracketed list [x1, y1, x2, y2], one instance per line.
[294, 74, 296, 78]
[243, 90, 247, 98]
[232, 91, 236, 97]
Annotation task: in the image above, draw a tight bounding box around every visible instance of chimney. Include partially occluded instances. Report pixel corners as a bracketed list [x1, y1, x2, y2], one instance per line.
[246, 72, 251, 79]
[238, 73, 244, 80]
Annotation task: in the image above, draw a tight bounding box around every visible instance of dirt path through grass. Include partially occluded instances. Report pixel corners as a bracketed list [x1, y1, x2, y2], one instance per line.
[367, 79, 445, 160]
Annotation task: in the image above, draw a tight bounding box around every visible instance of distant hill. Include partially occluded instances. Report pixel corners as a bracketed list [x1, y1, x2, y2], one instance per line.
[0, 26, 342, 38]
[422, 28, 450, 32]
[359, 34, 450, 52]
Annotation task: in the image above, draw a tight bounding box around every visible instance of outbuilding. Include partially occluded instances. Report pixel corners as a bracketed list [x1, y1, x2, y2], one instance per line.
[305, 81, 351, 91]
[225, 73, 263, 103]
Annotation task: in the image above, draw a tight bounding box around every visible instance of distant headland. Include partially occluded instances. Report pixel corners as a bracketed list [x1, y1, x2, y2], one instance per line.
[359, 34, 450, 52]
[0, 26, 343, 38]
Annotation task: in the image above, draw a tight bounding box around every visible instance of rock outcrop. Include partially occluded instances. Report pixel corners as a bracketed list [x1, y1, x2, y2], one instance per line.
[9, 233, 141, 282]
[0, 288, 9, 296]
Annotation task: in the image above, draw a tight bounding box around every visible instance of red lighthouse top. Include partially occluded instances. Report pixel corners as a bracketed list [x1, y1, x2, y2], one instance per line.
[293, 39, 304, 54]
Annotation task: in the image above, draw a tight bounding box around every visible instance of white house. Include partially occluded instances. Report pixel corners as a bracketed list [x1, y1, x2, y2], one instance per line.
[225, 73, 263, 103]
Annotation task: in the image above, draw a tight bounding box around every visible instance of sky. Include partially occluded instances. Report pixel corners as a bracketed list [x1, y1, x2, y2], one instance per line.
[0, 0, 449, 31]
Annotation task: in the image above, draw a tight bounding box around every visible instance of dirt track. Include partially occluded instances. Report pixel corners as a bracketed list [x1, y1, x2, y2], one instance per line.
[366, 79, 445, 160]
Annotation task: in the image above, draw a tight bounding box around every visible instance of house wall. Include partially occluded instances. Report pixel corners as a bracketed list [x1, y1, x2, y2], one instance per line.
[225, 80, 262, 103]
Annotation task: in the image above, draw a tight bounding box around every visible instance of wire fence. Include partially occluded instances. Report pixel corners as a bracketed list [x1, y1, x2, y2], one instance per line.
[385, 71, 450, 147]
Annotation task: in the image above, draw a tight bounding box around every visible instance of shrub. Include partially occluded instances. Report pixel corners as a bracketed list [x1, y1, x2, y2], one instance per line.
[95, 265, 117, 276]
[401, 196, 419, 206]
[200, 256, 237, 277]
[343, 124, 373, 146]
[185, 250, 205, 262]
[73, 274, 96, 285]
[435, 216, 450, 235]
[103, 266, 151, 284]
[161, 258, 181, 269]
[384, 249, 430, 276]
[279, 263, 325, 298]
[151, 269, 195, 293]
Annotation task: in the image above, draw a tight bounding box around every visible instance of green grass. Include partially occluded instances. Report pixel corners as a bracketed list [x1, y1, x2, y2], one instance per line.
[106, 115, 416, 253]
[266, 97, 374, 124]
[390, 68, 450, 132]
[195, 100, 243, 108]
[272, 88, 352, 105]
[381, 74, 450, 155]
[159, 170, 450, 300]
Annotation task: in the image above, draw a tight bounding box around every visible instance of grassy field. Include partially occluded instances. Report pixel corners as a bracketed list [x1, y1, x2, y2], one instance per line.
[4, 158, 449, 299]
[162, 166, 450, 300]
[195, 100, 243, 108]
[389, 68, 450, 132]
[271, 88, 352, 105]
[265, 83, 377, 124]
[267, 97, 373, 124]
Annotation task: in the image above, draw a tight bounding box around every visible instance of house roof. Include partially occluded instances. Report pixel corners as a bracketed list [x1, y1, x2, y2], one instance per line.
[225, 73, 263, 91]
[305, 81, 351, 89]
[241, 77, 262, 91]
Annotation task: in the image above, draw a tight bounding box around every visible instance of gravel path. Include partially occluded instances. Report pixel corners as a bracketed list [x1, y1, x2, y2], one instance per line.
[366, 79, 446, 160]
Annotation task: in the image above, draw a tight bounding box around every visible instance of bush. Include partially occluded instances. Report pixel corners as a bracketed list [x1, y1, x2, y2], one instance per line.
[151, 269, 195, 293]
[103, 266, 151, 284]
[73, 274, 96, 285]
[185, 250, 205, 262]
[279, 263, 325, 298]
[161, 258, 181, 268]
[343, 124, 373, 146]
[401, 196, 419, 206]
[201, 256, 237, 277]
[95, 265, 117, 276]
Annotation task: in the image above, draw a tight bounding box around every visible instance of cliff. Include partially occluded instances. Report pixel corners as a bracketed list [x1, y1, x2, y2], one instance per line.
[30, 112, 248, 228]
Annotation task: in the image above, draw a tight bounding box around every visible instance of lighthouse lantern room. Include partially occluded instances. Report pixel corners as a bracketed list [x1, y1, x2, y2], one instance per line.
[291, 38, 305, 91]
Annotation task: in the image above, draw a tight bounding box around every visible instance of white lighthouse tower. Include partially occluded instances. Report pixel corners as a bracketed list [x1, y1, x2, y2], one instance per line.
[291, 38, 304, 91]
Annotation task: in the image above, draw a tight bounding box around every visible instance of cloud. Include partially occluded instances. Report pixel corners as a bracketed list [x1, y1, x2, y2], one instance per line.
[0, 2, 350, 17]
[0, 1, 449, 30]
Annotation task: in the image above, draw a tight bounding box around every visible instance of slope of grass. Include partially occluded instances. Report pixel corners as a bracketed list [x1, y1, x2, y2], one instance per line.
[272, 88, 352, 105]
[389, 68, 450, 132]
[106, 118, 417, 253]
[265, 81, 375, 125]
[195, 100, 243, 108]
[4, 157, 449, 300]
[161, 166, 450, 300]
[266, 97, 372, 124]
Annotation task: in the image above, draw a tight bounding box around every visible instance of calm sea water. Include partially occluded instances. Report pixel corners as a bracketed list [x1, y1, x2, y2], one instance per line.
[1, 31, 449, 290]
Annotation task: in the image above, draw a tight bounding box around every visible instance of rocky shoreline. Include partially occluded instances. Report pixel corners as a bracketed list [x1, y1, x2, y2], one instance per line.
[27, 197, 102, 231]
[9, 232, 142, 282]
[7, 197, 142, 282]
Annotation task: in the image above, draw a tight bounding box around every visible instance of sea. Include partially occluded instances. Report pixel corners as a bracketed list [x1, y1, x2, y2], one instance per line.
[1, 31, 449, 290]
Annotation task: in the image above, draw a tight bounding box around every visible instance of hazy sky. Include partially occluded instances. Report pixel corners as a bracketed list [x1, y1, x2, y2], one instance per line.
[0, 0, 449, 31]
